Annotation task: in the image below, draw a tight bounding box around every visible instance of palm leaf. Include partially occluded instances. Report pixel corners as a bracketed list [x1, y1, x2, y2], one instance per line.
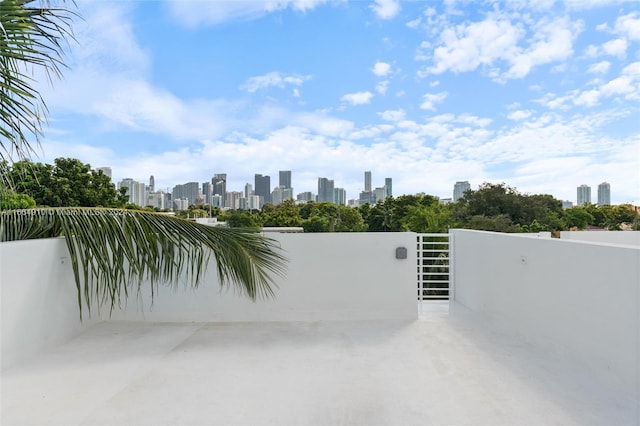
[0, 208, 287, 319]
[0, 0, 75, 163]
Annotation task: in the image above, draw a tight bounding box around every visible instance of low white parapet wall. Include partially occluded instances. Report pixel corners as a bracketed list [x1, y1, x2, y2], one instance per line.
[560, 230, 639, 246]
[450, 229, 639, 399]
[1, 232, 417, 369]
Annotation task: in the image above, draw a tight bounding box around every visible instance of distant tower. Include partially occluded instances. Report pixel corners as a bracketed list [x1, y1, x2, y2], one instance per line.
[255, 174, 271, 205]
[577, 185, 591, 206]
[244, 183, 253, 199]
[453, 181, 471, 202]
[318, 177, 335, 203]
[597, 182, 610, 206]
[149, 175, 155, 192]
[97, 167, 112, 179]
[279, 170, 292, 189]
[364, 171, 372, 192]
[333, 188, 346, 205]
[212, 174, 227, 207]
[385, 178, 392, 198]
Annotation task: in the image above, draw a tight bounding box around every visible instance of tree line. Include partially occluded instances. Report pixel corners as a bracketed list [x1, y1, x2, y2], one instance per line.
[2, 158, 638, 233]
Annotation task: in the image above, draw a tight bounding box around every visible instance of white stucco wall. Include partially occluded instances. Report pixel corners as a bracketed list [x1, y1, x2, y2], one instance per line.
[560, 230, 639, 246]
[451, 229, 640, 398]
[0, 238, 101, 370]
[1, 232, 417, 369]
[110, 232, 417, 322]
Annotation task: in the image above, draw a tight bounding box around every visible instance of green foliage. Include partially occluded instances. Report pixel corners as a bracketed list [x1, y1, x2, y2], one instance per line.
[0, 208, 287, 319]
[457, 183, 566, 232]
[6, 158, 122, 207]
[225, 210, 262, 228]
[301, 202, 366, 232]
[563, 206, 595, 230]
[0, 0, 75, 162]
[0, 189, 35, 209]
[261, 199, 302, 227]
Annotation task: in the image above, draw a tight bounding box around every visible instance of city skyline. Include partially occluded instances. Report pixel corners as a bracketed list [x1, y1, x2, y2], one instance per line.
[35, 1, 639, 205]
[115, 167, 620, 208]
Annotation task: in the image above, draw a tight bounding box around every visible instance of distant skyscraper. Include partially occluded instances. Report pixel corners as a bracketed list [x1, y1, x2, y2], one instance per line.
[364, 171, 372, 192]
[202, 182, 213, 205]
[333, 188, 346, 205]
[577, 184, 591, 206]
[318, 177, 334, 203]
[255, 174, 271, 204]
[172, 182, 199, 207]
[562, 200, 573, 209]
[212, 174, 227, 207]
[118, 178, 146, 207]
[597, 182, 610, 205]
[453, 181, 471, 202]
[279, 171, 292, 189]
[97, 167, 112, 179]
[226, 191, 242, 209]
[374, 187, 386, 203]
[149, 175, 155, 192]
[244, 183, 253, 199]
[385, 178, 392, 198]
[297, 192, 314, 202]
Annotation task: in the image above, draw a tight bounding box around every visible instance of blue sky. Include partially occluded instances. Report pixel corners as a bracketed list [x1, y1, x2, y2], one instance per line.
[36, 0, 639, 204]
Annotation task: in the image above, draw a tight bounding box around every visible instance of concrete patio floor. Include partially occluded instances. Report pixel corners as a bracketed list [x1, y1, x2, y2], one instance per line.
[2, 302, 637, 426]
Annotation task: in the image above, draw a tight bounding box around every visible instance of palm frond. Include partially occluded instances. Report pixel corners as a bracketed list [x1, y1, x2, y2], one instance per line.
[0, 208, 287, 319]
[0, 0, 75, 162]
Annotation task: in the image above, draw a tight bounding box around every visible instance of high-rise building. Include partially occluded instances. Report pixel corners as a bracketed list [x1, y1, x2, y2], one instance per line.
[118, 178, 147, 207]
[202, 182, 213, 205]
[317, 177, 334, 203]
[149, 175, 155, 192]
[577, 184, 591, 206]
[297, 192, 314, 202]
[148, 190, 166, 209]
[212, 174, 227, 207]
[279, 171, 292, 189]
[385, 178, 392, 198]
[374, 187, 386, 203]
[453, 181, 471, 202]
[364, 171, 372, 192]
[255, 174, 271, 204]
[562, 200, 573, 209]
[226, 191, 242, 209]
[333, 188, 346, 205]
[97, 167, 112, 179]
[172, 182, 199, 207]
[244, 183, 253, 199]
[597, 182, 610, 206]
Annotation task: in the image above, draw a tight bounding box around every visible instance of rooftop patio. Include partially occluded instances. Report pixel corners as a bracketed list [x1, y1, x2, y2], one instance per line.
[2, 231, 639, 425]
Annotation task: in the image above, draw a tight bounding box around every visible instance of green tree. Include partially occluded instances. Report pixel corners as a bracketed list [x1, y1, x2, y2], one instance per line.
[0, 1, 287, 318]
[0, 190, 35, 209]
[6, 158, 121, 207]
[563, 206, 594, 230]
[261, 199, 302, 227]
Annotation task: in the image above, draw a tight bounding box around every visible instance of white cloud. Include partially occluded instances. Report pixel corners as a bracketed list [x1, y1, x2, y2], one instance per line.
[602, 38, 628, 58]
[507, 110, 532, 120]
[587, 60, 611, 74]
[376, 80, 389, 95]
[370, 0, 400, 20]
[341, 91, 374, 106]
[372, 61, 392, 77]
[614, 11, 640, 40]
[425, 14, 581, 81]
[378, 109, 406, 121]
[241, 72, 312, 93]
[420, 92, 448, 111]
[167, 0, 334, 26]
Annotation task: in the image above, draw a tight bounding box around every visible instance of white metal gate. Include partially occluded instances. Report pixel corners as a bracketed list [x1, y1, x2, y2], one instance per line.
[417, 233, 450, 301]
